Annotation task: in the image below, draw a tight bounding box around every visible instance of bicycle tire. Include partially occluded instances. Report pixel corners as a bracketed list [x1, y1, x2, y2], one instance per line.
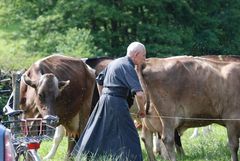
[15, 144, 27, 161]
[26, 149, 41, 161]
[15, 146, 40, 161]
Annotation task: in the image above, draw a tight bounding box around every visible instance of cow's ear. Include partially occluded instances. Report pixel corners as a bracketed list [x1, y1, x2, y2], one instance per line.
[22, 74, 37, 89]
[59, 80, 70, 92]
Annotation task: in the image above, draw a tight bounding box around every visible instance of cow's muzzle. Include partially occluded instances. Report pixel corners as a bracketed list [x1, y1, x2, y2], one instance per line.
[43, 115, 59, 137]
[43, 115, 59, 127]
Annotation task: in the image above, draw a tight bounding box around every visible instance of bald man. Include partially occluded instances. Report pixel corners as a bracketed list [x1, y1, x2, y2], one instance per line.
[72, 42, 147, 161]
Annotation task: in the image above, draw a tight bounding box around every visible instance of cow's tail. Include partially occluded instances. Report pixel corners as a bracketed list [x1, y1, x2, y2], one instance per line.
[137, 64, 150, 115]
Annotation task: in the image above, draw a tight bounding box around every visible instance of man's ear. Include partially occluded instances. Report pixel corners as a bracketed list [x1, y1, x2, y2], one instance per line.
[134, 52, 139, 57]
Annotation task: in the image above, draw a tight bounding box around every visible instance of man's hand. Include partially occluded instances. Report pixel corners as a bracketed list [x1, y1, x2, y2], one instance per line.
[135, 91, 146, 118]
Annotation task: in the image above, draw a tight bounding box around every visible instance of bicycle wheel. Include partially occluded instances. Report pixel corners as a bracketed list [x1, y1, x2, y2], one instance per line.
[15, 146, 40, 161]
[26, 149, 41, 161]
[15, 144, 27, 161]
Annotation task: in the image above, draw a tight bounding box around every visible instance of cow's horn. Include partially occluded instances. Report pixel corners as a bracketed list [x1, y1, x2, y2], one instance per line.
[22, 74, 37, 88]
[59, 80, 70, 92]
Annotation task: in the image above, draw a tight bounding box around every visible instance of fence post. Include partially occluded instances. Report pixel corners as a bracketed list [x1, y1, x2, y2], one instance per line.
[12, 72, 21, 110]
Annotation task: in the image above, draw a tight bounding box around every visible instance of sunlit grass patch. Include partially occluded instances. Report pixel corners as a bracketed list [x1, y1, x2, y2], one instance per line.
[38, 138, 67, 160]
[178, 124, 231, 161]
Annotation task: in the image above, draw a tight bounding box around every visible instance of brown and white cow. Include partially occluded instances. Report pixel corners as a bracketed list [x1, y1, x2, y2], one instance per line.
[19, 54, 95, 159]
[137, 55, 240, 161]
[43, 56, 114, 160]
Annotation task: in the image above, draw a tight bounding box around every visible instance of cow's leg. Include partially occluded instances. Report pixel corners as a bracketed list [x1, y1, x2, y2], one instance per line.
[153, 133, 161, 154]
[141, 124, 157, 161]
[203, 125, 212, 136]
[174, 130, 184, 156]
[190, 128, 199, 138]
[43, 125, 65, 160]
[161, 126, 176, 161]
[226, 124, 239, 161]
[66, 135, 79, 161]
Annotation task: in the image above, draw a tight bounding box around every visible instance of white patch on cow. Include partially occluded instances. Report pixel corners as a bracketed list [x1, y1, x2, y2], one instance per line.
[70, 113, 80, 132]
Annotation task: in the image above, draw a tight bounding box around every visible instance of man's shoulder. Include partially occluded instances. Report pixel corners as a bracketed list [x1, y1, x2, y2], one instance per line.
[111, 56, 128, 65]
[115, 56, 127, 61]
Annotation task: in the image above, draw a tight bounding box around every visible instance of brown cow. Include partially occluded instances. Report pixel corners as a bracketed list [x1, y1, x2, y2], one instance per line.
[43, 56, 114, 159]
[19, 54, 95, 159]
[141, 55, 240, 161]
[137, 55, 240, 161]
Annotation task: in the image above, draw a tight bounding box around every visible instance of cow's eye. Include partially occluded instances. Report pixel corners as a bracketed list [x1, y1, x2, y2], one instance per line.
[38, 93, 45, 101]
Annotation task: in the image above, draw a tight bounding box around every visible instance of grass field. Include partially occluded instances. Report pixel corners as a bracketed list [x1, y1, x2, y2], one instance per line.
[38, 124, 235, 161]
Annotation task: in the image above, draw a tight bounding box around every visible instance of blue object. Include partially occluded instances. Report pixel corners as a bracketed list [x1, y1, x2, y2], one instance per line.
[0, 124, 6, 161]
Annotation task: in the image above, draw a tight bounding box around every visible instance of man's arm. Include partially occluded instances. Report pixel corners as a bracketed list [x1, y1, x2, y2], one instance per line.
[135, 91, 146, 118]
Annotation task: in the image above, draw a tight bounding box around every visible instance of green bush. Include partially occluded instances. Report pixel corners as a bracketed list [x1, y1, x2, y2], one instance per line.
[56, 28, 102, 57]
[24, 21, 101, 57]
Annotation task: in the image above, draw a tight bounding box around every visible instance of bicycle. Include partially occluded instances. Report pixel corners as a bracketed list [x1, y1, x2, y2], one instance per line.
[1, 109, 59, 161]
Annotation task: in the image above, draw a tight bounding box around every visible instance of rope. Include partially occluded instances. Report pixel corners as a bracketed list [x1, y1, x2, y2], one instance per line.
[130, 112, 240, 121]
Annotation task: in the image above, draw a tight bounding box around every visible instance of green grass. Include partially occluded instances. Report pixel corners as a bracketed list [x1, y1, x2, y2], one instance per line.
[38, 124, 235, 161]
[177, 125, 230, 161]
[38, 137, 68, 160]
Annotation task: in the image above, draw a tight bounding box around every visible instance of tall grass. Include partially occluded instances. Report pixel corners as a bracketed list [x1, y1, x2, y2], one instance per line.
[38, 124, 235, 161]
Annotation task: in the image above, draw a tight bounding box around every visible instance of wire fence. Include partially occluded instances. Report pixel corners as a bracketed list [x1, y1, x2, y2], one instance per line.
[130, 112, 240, 121]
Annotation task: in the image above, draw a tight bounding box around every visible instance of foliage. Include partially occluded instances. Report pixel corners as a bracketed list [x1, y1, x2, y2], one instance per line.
[57, 28, 96, 57]
[3, 0, 240, 57]
[1, 1, 102, 58]
[0, 71, 11, 110]
[2, 1, 240, 57]
[22, 15, 100, 57]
